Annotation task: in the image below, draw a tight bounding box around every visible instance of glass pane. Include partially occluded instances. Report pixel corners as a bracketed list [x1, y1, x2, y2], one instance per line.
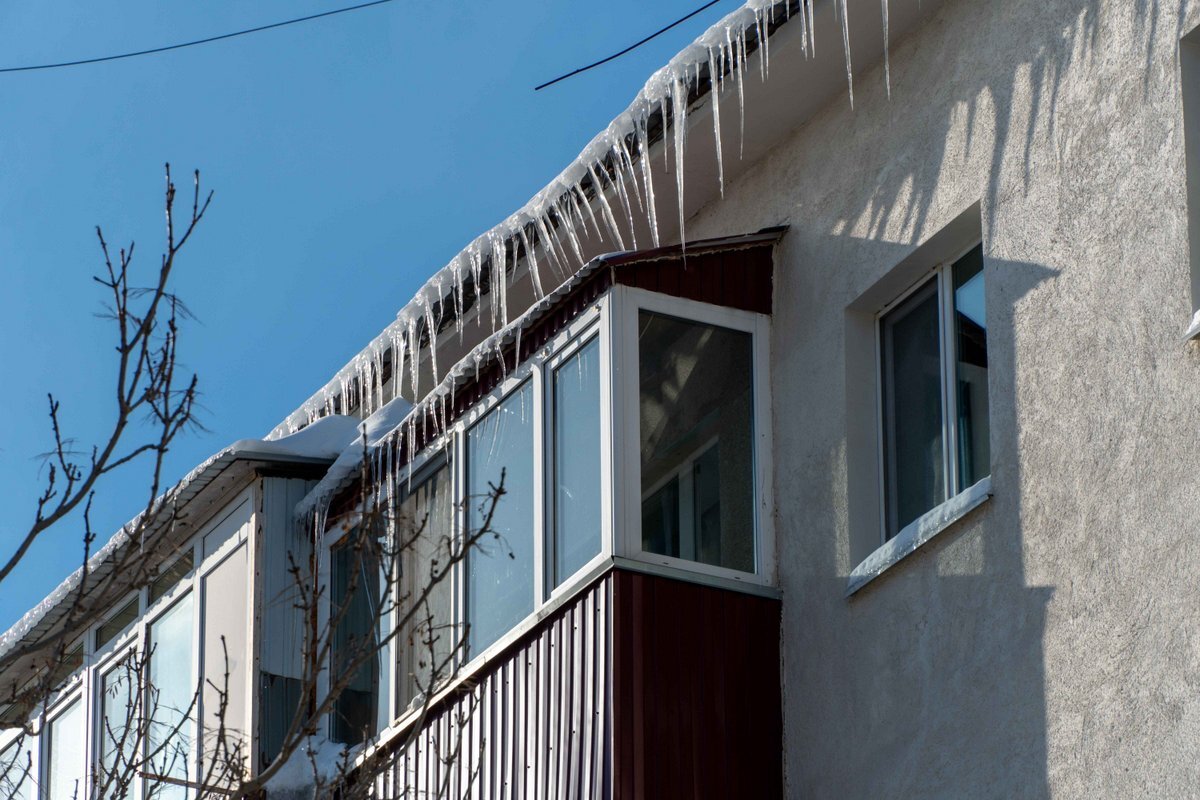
[99, 652, 139, 793]
[146, 592, 194, 799]
[953, 245, 990, 487]
[467, 381, 535, 656]
[330, 532, 381, 745]
[151, 550, 194, 603]
[96, 596, 138, 651]
[552, 337, 603, 587]
[46, 697, 84, 800]
[641, 476, 680, 557]
[638, 312, 755, 573]
[881, 280, 945, 539]
[0, 739, 33, 800]
[201, 544, 249, 773]
[395, 461, 454, 714]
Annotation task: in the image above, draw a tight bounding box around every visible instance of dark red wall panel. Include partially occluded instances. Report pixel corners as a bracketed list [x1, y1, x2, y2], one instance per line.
[611, 571, 783, 800]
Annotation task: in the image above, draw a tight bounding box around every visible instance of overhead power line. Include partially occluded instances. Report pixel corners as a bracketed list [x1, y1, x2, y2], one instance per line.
[534, 0, 727, 91]
[0, 0, 397, 75]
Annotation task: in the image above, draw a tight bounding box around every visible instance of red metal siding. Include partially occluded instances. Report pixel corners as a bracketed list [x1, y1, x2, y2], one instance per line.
[611, 244, 774, 316]
[369, 574, 613, 799]
[611, 571, 783, 800]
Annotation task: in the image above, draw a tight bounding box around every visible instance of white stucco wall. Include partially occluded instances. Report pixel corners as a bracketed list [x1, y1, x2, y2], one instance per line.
[686, 0, 1200, 795]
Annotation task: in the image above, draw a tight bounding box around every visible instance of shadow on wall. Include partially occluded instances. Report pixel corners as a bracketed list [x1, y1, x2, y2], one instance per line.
[833, 0, 1189, 245]
[775, 0, 1195, 795]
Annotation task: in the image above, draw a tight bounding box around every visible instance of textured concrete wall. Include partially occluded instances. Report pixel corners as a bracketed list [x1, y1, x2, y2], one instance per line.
[686, 0, 1200, 796]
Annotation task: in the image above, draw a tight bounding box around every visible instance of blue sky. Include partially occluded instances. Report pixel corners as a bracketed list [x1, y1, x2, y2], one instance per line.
[0, 0, 737, 632]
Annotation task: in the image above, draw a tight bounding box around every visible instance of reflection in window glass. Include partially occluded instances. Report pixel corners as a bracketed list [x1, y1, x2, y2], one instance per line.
[552, 337, 602, 587]
[953, 245, 990, 487]
[330, 532, 381, 746]
[638, 312, 755, 573]
[395, 461, 454, 713]
[146, 592, 194, 799]
[99, 653, 139, 791]
[46, 697, 84, 800]
[467, 381, 535, 655]
[1, 739, 33, 800]
[880, 280, 945, 539]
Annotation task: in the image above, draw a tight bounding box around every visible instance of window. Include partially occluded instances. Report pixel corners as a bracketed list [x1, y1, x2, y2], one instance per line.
[550, 335, 603, 589]
[98, 652, 138, 792]
[95, 597, 138, 651]
[45, 696, 84, 800]
[638, 310, 756, 573]
[0, 739, 33, 800]
[145, 592, 194, 798]
[329, 531, 382, 746]
[394, 459, 454, 713]
[466, 381, 536, 656]
[878, 243, 989, 540]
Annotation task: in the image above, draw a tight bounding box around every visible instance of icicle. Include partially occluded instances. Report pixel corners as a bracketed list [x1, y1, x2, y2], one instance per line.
[839, 0, 855, 107]
[807, 0, 816, 57]
[668, 69, 689, 248]
[709, 46, 725, 198]
[405, 314, 420, 401]
[517, 224, 545, 300]
[634, 116, 660, 248]
[552, 195, 586, 264]
[881, 0, 891, 98]
[573, 182, 604, 245]
[421, 294, 440, 386]
[587, 164, 627, 251]
[727, 26, 747, 159]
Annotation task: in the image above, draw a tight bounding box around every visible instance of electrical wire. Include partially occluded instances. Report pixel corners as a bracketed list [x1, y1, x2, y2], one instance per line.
[0, 0, 397, 75]
[533, 0, 727, 91]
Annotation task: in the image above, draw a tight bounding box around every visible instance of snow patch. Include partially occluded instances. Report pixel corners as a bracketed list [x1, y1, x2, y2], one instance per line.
[263, 736, 352, 800]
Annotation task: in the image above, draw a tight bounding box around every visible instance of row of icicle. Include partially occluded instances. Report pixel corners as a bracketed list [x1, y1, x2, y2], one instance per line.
[275, 0, 883, 502]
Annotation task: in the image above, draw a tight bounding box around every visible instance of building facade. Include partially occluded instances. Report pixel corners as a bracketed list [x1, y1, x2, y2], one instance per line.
[4, 0, 1200, 796]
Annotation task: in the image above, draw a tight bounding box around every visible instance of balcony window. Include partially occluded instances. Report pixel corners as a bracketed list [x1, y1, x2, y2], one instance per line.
[394, 459, 454, 712]
[45, 697, 83, 800]
[145, 592, 194, 798]
[330, 532, 381, 746]
[98, 652, 138, 790]
[0, 739, 32, 800]
[637, 311, 756, 573]
[467, 381, 536, 656]
[550, 335, 603, 588]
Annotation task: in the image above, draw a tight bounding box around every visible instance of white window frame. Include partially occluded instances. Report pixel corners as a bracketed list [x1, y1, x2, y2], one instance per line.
[612, 285, 775, 588]
[873, 240, 987, 544]
[18, 484, 253, 799]
[0, 727, 37, 800]
[329, 298, 613, 745]
[41, 688, 86, 800]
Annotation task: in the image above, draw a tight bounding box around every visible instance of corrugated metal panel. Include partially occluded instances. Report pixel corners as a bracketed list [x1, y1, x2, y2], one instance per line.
[611, 570, 782, 799]
[258, 477, 318, 678]
[369, 574, 612, 799]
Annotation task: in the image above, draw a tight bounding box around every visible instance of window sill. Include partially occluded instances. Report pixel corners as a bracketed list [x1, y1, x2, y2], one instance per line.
[1185, 309, 1200, 341]
[845, 476, 993, 597]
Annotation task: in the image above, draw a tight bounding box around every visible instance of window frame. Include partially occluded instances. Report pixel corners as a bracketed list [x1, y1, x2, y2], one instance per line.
[613, 285, 775, 588]
[873, 240, 988, 544]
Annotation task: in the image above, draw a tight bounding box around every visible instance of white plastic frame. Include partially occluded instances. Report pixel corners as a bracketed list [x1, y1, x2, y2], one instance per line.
[612, 285, 776, 588]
